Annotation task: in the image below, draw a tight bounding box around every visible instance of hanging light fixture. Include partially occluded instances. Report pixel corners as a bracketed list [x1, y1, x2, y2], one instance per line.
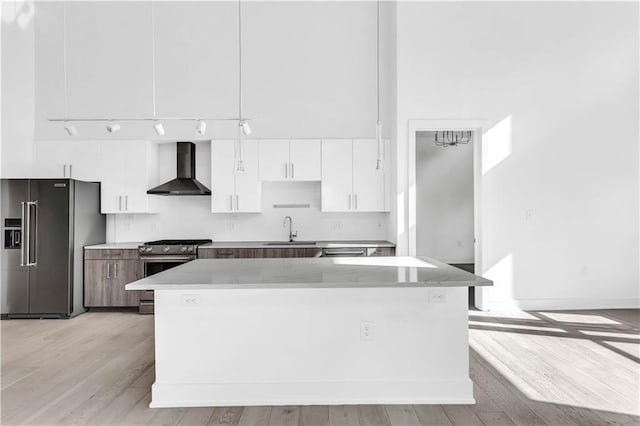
[435, 130, 472, 147]
[61, 2, 77, 137]
[196, 119, 207, 136]
[375, 0, 384, 171]
[48, 1, 251, 132]
[236, 0, 247, 172]
[150, 2, 165, 136]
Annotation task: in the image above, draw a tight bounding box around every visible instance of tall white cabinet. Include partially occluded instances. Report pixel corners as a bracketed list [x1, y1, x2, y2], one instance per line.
[211, 140, 261, 213]
[321, 139, 389, 212]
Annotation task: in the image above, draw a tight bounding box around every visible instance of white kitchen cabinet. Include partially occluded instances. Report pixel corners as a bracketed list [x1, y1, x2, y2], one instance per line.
[259, 139, 321, 181]
[321, 139, 389, 212]
[33, 140, 102, 181]
[211, 140, 261, 213]
[100, 141, 158, 214]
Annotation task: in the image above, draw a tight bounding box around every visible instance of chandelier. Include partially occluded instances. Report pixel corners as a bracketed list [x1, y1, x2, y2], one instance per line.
[435, 130, 472, 147]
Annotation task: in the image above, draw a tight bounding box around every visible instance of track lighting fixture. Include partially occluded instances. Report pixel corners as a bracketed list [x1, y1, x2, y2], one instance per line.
[106, 122, 121, 133]
[153, 121, 165, 136]
[64, 122, 78, 136]
[196, 120, 207, 136]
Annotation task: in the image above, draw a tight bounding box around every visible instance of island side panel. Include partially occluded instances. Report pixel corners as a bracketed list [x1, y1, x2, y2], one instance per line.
[151, 286, 472, 407]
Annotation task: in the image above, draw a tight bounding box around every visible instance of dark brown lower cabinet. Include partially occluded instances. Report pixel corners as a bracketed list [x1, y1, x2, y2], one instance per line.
[84, 251, 142, 307]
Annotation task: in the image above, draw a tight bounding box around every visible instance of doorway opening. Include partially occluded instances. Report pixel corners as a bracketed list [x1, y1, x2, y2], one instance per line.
[408, 120, 487, 310]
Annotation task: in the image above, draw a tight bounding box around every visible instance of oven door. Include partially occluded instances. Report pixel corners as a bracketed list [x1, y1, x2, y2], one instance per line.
[140, 255, 196, 278]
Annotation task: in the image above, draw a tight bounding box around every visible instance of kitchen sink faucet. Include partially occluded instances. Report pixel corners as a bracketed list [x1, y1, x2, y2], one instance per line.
[283, 216, 298, 242]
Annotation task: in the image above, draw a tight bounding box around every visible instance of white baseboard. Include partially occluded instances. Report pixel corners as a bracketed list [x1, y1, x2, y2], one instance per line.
[489, 298, 640, 311]
[149, 379, 475, 408]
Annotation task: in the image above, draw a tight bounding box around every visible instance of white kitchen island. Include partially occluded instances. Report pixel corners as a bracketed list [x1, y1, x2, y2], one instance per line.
[126, 256, 492, 408]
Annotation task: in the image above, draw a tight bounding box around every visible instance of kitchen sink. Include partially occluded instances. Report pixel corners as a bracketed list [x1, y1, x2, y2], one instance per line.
[264, 241, 317, 246]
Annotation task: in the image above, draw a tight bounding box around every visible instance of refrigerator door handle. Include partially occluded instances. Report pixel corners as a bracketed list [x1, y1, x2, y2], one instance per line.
[25, 201, 38, 266]
[20, 201, 27, 266]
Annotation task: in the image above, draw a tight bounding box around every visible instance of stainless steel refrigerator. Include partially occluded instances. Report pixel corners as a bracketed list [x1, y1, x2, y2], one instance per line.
[1, 179, 105, 318]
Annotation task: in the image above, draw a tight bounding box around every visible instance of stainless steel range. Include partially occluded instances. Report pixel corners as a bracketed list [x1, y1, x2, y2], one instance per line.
[137, 239, 211, 314]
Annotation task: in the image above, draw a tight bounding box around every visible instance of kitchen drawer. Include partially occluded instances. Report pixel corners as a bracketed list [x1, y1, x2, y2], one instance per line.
[253, 248, 321, 258]
[198, 248, 256, 259]
[369, 247, 395, 257]
[85, 249, 139, 260]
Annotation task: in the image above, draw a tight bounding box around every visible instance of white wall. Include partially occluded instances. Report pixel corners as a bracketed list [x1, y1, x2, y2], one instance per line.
[107, 141, 389, 242]
[1, 1, 35, 178]
[396, 2, 639, 309]
[34, 1, 395, 141]
[416, 131, 473, 264]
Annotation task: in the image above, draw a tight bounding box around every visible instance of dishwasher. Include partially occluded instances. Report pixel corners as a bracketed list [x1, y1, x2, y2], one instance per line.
[321, 247, 378, 257]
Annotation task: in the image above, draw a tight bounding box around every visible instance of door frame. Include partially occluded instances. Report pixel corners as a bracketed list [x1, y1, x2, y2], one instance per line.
[407, 119, 489, 310]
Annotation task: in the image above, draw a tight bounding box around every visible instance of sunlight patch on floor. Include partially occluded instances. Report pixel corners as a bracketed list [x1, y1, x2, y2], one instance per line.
[538, 312, 621, 325]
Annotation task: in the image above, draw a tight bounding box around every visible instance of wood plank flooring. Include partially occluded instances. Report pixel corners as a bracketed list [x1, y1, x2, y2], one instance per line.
[1, 309, 638, 425]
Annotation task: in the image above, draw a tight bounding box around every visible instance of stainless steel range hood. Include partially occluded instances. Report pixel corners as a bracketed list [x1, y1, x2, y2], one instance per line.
[147, 142, 211, 196]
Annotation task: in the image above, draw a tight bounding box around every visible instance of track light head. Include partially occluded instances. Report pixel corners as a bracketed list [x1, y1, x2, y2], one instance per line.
[106, 122, 121, 133]
[64, 122, 78, 136]
[240, 120, 252, 136]
[153, 121, 165, 136]
[197, 120, 206, 136]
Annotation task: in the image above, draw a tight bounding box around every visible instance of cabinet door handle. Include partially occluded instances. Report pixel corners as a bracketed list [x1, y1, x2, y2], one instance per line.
[106, 263, 111, 279]
[118, 196, 122, 211]
[229, 195, 234, 211]
[114, 263, 118, 278]
[125, 195, 128, 211]
[284, 163, 288, 179]
[69, 164, 73, 178]
[236, 195, 239, 211]
[291, 163, 294, 179]
[354, 194, 358, 210]
[348, 194, 352, 210]
[63, 165, 67, 178]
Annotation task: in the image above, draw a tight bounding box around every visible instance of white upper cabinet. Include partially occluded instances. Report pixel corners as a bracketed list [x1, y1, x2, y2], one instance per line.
[290, 140, 321, 181]
[321, 139, 389, 212]
[258, 140, 290, 181]
[33, 140, 102, 181]
[211, 140, 261, 213]
[259, 139, 321, 181]
[352, 139, 386, 212]
[100, 141, 158, 214]
[321, 140, 353, 212]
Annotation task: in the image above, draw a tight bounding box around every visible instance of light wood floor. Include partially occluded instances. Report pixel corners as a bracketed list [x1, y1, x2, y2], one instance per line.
[1, 309, 638, 426]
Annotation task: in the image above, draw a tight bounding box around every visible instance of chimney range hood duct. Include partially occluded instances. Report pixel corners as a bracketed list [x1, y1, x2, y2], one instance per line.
[147, 142, 211, 196]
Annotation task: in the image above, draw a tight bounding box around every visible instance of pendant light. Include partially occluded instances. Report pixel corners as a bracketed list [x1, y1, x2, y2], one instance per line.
[236, 0, 248, 172]
[106, 121, 121, 133]
[150, 2, 165, 136]
[375, 0, 384, 171]
[62, 2, 77, 137]
[196, 119, 206, 136]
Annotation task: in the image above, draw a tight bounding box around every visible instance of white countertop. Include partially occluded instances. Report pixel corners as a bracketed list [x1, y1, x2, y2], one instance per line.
[126, 256, 492, 290]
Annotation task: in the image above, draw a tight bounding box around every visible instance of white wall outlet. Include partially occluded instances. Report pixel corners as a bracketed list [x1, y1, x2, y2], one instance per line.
[428, 290, 448, 304]
[181, 294, 200, 306]
[333, 222, 342, 231]
[360, 320, 374, 341]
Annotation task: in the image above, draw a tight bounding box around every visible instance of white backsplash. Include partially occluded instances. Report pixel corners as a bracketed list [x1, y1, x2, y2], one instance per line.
[106, 182, 391, 243]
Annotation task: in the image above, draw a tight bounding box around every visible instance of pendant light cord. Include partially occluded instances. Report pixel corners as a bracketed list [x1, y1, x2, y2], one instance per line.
[151, 2, 157, 118]
[376, 0, 380, 125]
[238, 0, 243, 122]
[63, 1, 68, 119]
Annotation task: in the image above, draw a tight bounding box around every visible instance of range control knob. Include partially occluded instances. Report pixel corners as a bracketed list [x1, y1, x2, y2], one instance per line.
[138, 247, 144, 252]
[187, 246, 194, 252]
[181, 247, 187, 252]
[146, 247, 152, 252]
[163, 246, 170, 253]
